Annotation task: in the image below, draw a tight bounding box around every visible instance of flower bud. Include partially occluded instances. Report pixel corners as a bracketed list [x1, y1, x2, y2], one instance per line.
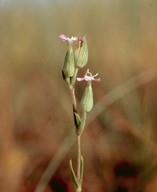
[80, 83, 93, 112]
[62, 45, 75, 78]
[75, 37, 88, 68]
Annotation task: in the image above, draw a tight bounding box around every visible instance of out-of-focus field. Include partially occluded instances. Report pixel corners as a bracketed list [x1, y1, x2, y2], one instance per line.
[0, 0, 157, 191]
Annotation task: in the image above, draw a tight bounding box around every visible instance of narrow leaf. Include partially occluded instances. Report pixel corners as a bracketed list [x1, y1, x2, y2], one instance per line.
[69, 159, 79, 188]
[73, 112, 81, 129]
[79, 156, 84, 185]
[76, 111, 87, 135]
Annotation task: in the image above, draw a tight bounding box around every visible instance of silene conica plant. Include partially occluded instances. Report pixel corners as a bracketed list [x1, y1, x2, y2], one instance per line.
[60, 34, 100, 192]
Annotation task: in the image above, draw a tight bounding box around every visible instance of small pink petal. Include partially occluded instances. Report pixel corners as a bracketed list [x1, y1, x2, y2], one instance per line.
[77, 77, 85, 81]
[93, 78, 101, 82]
[59, 34, 68, 42]
[77, 69, 100, 83]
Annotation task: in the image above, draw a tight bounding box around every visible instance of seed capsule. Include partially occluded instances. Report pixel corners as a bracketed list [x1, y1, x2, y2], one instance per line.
[80, 83, 93, 112]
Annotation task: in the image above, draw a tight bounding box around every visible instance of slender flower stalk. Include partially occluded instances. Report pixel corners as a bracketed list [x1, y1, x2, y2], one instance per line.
[60, 34, 100, 192]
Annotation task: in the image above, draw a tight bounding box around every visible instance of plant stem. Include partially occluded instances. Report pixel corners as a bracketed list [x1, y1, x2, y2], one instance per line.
[71, 88, 77, 112]
[77, 135, 81, 180]
[70, 87, 82, 192]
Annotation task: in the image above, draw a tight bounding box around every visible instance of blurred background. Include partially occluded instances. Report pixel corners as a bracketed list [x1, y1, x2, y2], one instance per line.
[1, 0, 157, 191]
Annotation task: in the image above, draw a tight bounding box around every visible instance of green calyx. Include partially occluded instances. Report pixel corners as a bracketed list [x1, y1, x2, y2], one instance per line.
[75, 37, 88, 68]
[80, 83, 93, 113]
[63, 45, 75, 78]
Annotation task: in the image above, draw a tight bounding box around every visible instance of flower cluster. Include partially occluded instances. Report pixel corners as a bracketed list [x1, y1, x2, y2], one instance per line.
[60, 34, 100, 114]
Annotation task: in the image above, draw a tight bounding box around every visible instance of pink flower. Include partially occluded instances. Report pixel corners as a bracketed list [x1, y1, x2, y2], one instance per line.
[59, 34, 78, 43]
[77, 69, 100, 82]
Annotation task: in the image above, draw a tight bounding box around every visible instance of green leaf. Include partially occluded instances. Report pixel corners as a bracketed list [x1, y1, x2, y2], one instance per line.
[69, 159, 79, 189]
[74, 112, 81, 129]
[79, 156, 84, 185]
[76, 111, 87, 135]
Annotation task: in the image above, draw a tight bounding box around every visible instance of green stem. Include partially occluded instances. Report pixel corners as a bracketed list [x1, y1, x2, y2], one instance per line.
[70, 87, 83, 192]
[77, 135, 81, 180]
